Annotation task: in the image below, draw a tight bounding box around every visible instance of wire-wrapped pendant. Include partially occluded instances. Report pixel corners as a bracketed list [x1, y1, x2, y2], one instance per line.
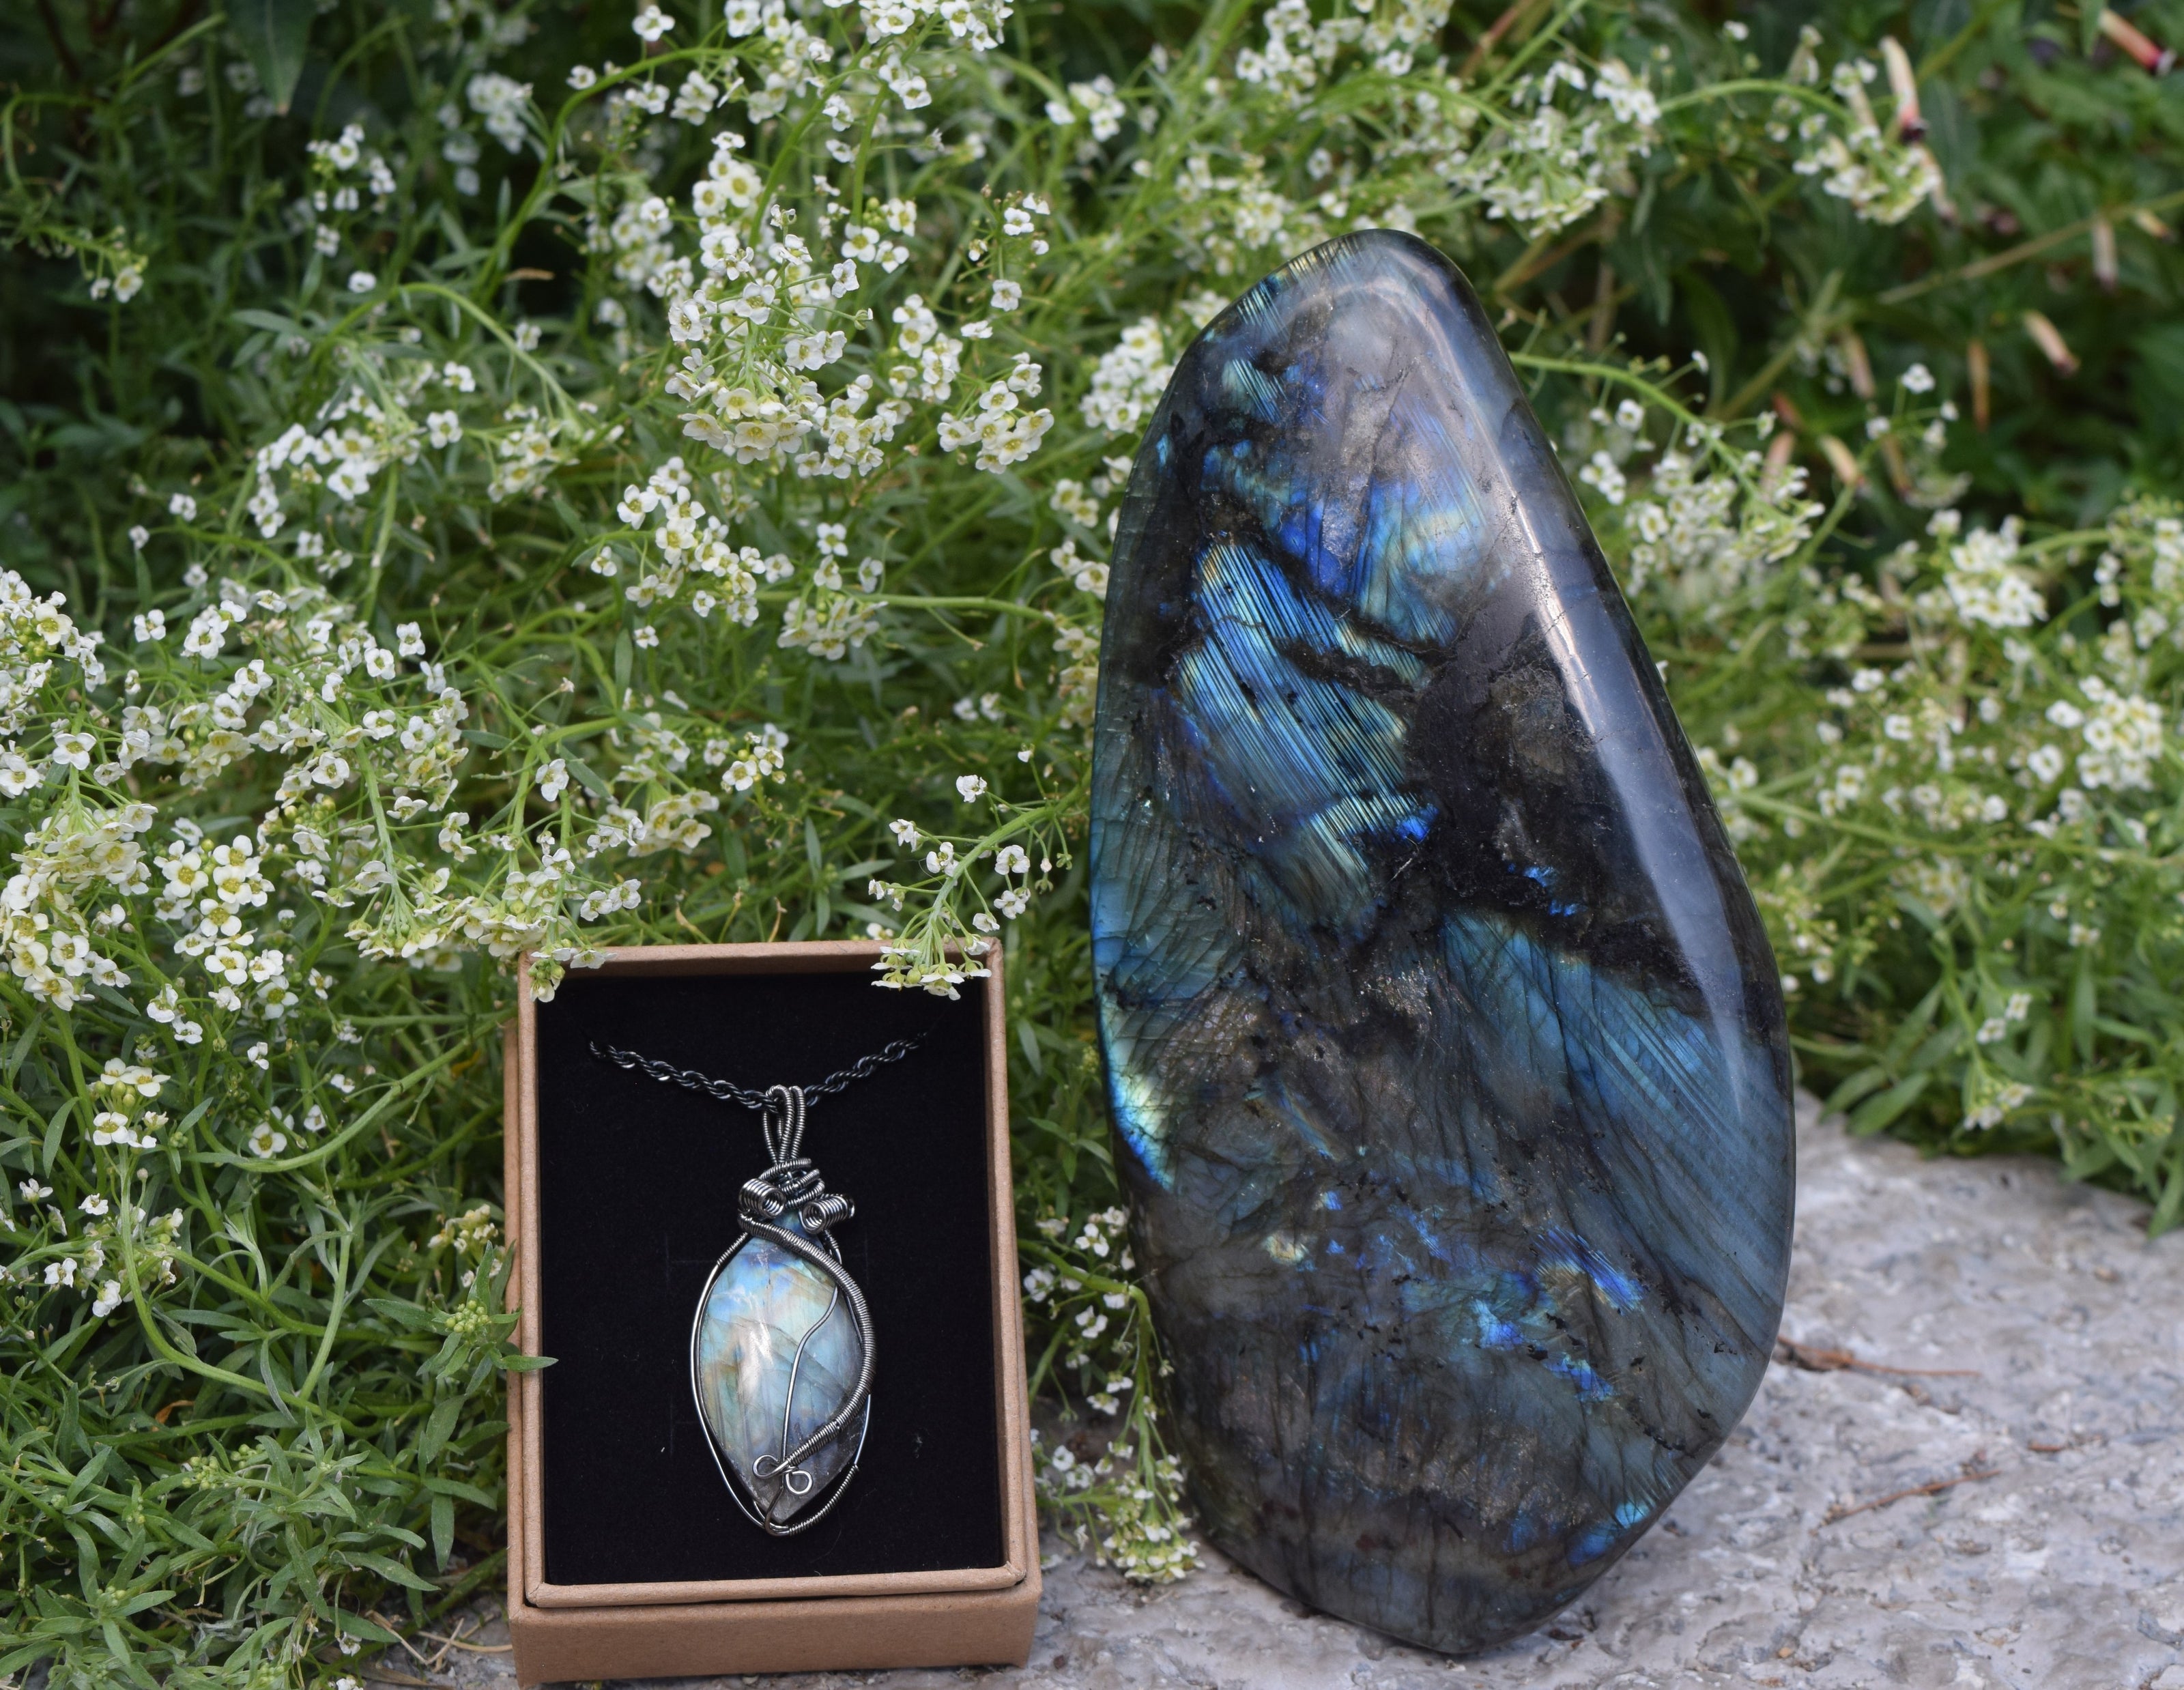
[688, 1085, 876, 1534]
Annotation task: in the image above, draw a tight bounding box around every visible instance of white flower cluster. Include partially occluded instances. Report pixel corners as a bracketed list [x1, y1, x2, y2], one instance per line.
[1168, 152, 1325, 278]
[1235, 0, 1454, 104]
[303, 122, 400, 222]
[1926, 515, 2045, 630]
[616, 456, 781, 628]
[1431, 59, 1661, 240]
[1022, 1209, 1196, 1581]
[1047, 73, 1130, 158]
[595, 63, 1055, 661]
[70, 225, 149, 305]
[2050, 678, 2164, 793]
[466, 72, 533, 153]
[1607, 420, 1821, 605]
[1778, 32, 1943, 226]
[1081, 319, 1172, 437]
[934, 348, 1053, 471]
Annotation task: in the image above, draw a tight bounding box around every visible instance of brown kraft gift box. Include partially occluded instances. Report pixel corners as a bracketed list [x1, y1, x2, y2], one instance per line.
[502, 940, 1039, 1683]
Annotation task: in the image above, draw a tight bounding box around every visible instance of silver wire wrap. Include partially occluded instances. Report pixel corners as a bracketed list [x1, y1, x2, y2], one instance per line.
[729, 1086, 878, 1500]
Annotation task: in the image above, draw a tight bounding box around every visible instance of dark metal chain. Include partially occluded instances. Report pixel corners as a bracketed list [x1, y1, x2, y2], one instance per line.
[588, 1035, 924, 1112]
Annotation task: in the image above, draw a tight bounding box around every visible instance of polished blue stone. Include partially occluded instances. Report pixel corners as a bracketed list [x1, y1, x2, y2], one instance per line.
[1089, 231, 1794, 1654]
[693, 1227, 865, 1527]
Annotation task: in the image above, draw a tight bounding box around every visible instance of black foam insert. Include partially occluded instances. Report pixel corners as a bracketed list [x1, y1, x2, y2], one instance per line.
[534, 966, 1004, 1585]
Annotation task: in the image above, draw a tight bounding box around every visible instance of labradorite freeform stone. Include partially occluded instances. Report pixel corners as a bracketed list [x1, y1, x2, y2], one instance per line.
[1089, 231, 1794, 1653]
[693, 1230, 865, 1526]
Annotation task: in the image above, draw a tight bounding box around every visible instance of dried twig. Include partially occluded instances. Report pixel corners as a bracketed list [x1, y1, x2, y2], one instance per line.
[424, 1616, 468, 1670]
[2028, 1433, 2105, 1454]
[1774, 1336, 1979, 1378]
[419, 1624, 512, 1655]
[1820, 1455, 1998, 1525]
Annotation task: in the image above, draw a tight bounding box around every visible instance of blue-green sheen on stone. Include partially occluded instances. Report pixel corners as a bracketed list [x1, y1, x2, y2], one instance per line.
[1089, 231, 1794, 1654]
[693, 1229, 863, 1525]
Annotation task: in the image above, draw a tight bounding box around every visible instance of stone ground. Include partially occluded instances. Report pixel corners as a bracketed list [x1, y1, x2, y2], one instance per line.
[393, 1103, 2184, 1690]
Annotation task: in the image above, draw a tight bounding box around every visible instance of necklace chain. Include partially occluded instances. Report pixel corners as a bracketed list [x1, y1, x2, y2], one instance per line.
[588, 1035, 924, 1112]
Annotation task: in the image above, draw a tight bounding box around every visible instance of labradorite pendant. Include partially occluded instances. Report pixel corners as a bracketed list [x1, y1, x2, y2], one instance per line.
[687, 1084, 874, 1534]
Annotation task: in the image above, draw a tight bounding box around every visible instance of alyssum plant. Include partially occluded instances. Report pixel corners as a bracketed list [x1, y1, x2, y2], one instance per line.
[4, 0, 2183, 1680]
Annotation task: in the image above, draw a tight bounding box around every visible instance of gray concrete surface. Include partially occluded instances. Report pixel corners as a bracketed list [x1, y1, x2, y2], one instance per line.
[402, 1103, 2184, 1689]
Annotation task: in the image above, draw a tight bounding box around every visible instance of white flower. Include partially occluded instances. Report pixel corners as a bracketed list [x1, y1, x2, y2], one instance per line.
[91, 1279, 124, 1317]
[347, 270, 377, 293]
[45, 1258, 78, 1289]
[994, 844, 1029, 875]
[971, 911, 1000, 933]
[996, 887, 1029, 919]
[128, 524, 149, 550]
[133, 609, 167, 642]
[51, 730, 94, 770]
[248, 1121, 288, 1158]
[79, 1194, 110, 1216]
[631, 3, 674, 40]
[426, 410, 462, 447]
[991, 278, 1022, 312]
[19, 1179, 52, 1201]
[567, 65, 598, 89]
[889, 818, 922, 849]
[1082, 319, 1170, 435]
[956, 774, 988, 802]
[167, 492, 197, 521]
[538, 758, 570, 801]
[1578, 450, 1626, 506]
[1901, 362, 1936, 393]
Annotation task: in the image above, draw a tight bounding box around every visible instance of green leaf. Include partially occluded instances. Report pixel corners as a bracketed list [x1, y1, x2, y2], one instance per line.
[1822, 1066, 1894, 1115]
[229, 0, 315, 115]
[1849, 1074, 1931, 1135]
[229, 309, 303, 336]
[347, 1551, 435, 1592]
[430, 1493, 455, 1569]
[363, 1297, 437, 1330]
[334, 1609, 403, 1645]
[2072, 956, 2098, 1065]
[418, 1393, 462, 1465]
[565, 756, 612, 799]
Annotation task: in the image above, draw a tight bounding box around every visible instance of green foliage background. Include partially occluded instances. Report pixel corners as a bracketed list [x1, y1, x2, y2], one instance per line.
[4, 0, 2184, 1680]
